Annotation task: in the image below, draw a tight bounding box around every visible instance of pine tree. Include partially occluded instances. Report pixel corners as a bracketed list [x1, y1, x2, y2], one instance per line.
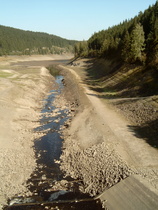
[121, 30, 131, 62]
[79, 41, 88, 57]
[130, 23, 145, 62]
[74, 43, 80, 57]
[100, 39, 110, 56]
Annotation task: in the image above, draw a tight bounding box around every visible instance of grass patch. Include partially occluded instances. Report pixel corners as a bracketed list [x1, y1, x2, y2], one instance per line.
[0, 71, 13, 78]
[0, 65, 11, 70]
[47, 65, 61, 76]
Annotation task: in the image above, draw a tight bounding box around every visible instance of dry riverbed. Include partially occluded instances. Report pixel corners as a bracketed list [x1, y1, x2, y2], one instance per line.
[0, 55, 158, 209]
[0, 55, 64, 208]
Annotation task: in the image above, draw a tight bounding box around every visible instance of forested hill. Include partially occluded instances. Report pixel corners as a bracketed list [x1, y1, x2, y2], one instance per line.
[75, 1, 158, 65]
[74, 1, 158, 97]
[0, 25, 77, 55]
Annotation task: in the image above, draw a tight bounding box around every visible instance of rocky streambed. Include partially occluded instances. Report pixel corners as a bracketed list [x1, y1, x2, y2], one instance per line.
[3, 56, 157, 209]
[4, 66, 103, 209]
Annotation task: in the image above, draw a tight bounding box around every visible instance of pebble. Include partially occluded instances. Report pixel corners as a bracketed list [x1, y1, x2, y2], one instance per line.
[42, 175, 47, 180]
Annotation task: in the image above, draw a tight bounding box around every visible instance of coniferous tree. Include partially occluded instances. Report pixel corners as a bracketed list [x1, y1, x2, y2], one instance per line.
[78, 1, 158, 65]
[121, 30, 131, 62]
[74, 43, 80, 57]
[130, 23, 145, 62]
[100, 39, 110, 56]
[79, 41, 88, 57]
[0, 25, 77, 55]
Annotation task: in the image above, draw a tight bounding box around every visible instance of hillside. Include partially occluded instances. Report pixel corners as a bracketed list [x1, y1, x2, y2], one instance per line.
[75, 1, 158, 66]
[71, 2, 158, 148]
[70, 56, 158, 150]
[73, 1, 158, 106]
[0, 25, 77, 55]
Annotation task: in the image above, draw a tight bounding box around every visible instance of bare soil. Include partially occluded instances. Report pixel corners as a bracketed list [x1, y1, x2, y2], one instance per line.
[58, 60, 158, 199]
[0, 55, 67, 208]
[0, 55, 158, 209]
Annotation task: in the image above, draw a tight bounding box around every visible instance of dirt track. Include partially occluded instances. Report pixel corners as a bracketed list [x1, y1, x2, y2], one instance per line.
[0, 55, 158, 209]
[58, 62, 158, 207]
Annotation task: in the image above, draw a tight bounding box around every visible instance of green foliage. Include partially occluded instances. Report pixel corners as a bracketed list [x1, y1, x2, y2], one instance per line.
[130, 23, 145, 62]
[79, 1, 158, 65]
[47, 65, 61, 76]
[121, 30, 131, 62]
[74, 41, 88, 57]
[0, 25, 77, 56]
[0, 71, 12, 78]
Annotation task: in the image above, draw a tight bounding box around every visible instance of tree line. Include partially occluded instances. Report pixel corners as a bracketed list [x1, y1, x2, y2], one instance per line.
[75, 1, 158, 65]
[0, 25, 77, 56]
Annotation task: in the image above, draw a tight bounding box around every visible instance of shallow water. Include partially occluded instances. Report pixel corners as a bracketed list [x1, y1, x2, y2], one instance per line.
[4, 65, 103, 209]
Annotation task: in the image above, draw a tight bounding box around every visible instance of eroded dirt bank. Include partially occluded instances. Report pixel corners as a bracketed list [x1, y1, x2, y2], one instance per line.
[0, 56, 62, 208]
[58, 60, 158, 204]
[1, 55, 158, 209]
[59, 66, 133, 197]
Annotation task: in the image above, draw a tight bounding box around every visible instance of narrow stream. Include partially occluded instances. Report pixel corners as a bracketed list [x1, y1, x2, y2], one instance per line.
[4, 66, 103, 209]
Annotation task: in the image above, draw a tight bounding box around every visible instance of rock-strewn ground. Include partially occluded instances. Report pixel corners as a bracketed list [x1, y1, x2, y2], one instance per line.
[1, 56, 158, 209]
[59, 61, 158, 199]
[0, 56, 55, 208]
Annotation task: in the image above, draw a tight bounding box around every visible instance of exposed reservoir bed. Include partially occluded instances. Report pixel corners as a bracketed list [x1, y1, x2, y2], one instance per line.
[4, 62, 103, 209]
[2, 56, 158, 210]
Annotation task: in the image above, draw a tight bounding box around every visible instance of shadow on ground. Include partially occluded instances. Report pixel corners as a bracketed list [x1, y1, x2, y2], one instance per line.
[128, 119, 158, 148]
[83, 58, 158, 98]
[83, 58, 158, 149]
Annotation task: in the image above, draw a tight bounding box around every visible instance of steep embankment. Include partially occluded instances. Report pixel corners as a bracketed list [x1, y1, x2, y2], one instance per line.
[59, 59, 158, 204]
[71, 58, 158, 148]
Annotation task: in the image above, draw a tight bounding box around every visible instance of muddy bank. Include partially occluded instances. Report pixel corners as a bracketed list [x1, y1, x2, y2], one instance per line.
[5, 75, 100, 209]
[0, 64, 55, 207]
[0, 55, 72, 207]
[1, 56, 103, 209]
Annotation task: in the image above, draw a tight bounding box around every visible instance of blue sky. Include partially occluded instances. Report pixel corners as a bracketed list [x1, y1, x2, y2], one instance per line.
[0, 0, 157, 40]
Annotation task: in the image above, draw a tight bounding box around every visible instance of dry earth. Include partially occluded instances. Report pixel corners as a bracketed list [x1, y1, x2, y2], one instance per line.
[0, 55, 158, 209]
[58, 60, 158, 203]
[0, 55, 62, 208]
